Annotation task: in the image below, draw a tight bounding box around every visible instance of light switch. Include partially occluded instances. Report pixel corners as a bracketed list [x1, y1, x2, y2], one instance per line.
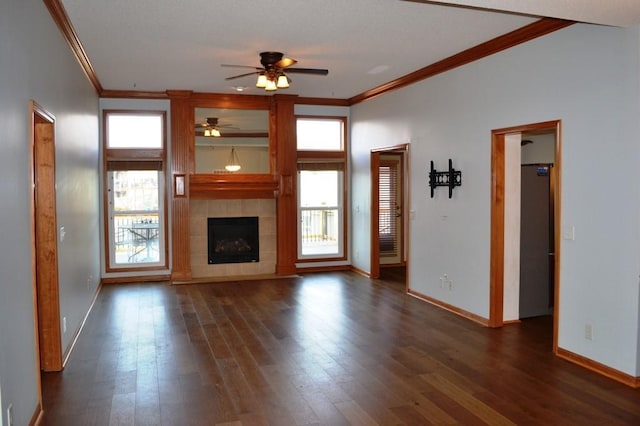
[175, 175, 185, 196]
[562, 225, 575, 240]
[59, 226, 66, 242]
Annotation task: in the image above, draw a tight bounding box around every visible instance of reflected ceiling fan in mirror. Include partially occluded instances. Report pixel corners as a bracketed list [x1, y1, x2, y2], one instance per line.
[222, 51, 329, 92]
[195, 117, 237, 137]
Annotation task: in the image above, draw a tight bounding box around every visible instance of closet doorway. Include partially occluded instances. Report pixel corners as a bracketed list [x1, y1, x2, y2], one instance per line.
[489, 120, 561, 353]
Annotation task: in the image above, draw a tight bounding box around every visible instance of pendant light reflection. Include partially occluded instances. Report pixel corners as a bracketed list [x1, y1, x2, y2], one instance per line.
[225, 147, 241, 172]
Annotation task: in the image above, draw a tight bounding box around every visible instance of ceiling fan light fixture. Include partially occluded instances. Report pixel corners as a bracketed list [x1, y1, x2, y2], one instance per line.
[265, 78, 277, 91]
[211, 128, 221, 137]
[225, 147, 241, 172]
[276, 74, 290, 88]
[204, 129, 211, 137]
[256, 73, 267, 88]
[226, 52, 327, 93]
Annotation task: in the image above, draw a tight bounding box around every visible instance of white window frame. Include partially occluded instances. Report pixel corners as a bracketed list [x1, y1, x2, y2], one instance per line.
[297, 169, 345, 260]
[296, 116, 348, 263]
[103, 110, 168, 272]
[106, 169, 166, 269]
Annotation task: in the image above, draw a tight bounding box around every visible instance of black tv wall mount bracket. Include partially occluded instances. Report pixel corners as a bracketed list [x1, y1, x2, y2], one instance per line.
[429, 159, 462, 198]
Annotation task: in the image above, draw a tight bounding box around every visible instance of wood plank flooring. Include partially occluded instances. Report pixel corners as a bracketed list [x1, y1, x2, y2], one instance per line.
[41, 269, 640, 425]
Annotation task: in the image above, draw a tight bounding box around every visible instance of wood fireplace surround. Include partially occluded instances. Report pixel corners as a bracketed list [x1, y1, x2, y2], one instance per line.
[168, 91, 302, 282]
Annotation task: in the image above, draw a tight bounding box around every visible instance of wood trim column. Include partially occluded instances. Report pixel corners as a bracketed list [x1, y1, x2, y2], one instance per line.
[168, 91, 193, 281]
[489, 133, 505, 327]
[370, 152, 381, 279]
[274, 95, 298, 275]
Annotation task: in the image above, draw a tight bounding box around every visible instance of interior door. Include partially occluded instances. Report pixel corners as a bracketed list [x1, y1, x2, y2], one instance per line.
[379, 154, 403, 265]
[519, 164, 554, 318]
[33, 104, 63, 372]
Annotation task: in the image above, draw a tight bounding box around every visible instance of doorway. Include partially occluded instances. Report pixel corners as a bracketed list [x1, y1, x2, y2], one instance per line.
[31, 101, 63, 373]
[490, 120, 561, 352]
[520, 131, 556, 318]
[370, 144, 409, 281]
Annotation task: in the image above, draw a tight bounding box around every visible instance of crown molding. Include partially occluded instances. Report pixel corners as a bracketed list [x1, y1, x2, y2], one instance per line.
[100, 89, 169, 99]
[349, 17, 575, 105]
[43, 0, 103, 94]
[295, 97, 350, 107]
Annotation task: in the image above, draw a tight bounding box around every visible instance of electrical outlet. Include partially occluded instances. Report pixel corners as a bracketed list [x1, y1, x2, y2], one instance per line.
[7, 403, 13, 426]
[585, 324, 593, 340]
[440, 274, 447, 289]
[63, 317, 67, 334]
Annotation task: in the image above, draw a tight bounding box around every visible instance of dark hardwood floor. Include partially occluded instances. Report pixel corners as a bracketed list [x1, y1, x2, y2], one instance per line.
[41, 270, 640, 425]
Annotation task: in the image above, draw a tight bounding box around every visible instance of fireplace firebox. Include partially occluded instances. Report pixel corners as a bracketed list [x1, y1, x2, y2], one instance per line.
[207, 217, 259, 264]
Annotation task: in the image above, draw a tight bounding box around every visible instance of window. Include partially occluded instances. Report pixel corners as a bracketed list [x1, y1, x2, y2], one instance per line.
[104, 111, 167, 271]
[297, 118, 343, 151]
[296, 116, 347, 261]
[106, 114, 163, 149]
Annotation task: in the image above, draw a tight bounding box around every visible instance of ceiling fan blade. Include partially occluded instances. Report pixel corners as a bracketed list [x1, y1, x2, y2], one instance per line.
[285, 67, 329, 76]
[225, 71, 260, 81]
[221, 64, 262, 70]
[275, 56, 297, 68]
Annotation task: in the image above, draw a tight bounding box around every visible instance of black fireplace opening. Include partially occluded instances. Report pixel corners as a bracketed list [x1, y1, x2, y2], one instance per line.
[208, 216, 259, 264]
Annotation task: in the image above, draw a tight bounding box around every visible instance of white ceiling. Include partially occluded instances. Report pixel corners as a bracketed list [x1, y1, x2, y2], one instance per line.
[428, 0, 640, 27]
[60, 0, 640, 99]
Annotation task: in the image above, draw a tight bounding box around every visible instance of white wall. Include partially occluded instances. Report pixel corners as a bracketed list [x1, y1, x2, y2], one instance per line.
[350, 23, 640, 376]
[503, 134, 522, 321]
[0, 1, 100, 424]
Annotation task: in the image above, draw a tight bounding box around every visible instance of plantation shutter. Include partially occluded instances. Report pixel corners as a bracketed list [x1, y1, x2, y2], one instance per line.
[379, 160, 399, 257]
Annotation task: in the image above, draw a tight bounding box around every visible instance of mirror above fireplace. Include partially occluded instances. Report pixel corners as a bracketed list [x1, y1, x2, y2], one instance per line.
[194, 107, 270, 174]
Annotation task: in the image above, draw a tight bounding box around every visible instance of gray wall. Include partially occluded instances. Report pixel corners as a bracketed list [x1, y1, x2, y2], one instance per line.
[0, 1, 100, 424]
[350, 23, 640, 376]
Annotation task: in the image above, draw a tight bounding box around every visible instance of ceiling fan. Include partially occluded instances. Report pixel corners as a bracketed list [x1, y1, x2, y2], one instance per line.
[222, 51, 329, 91]
[195, 117, 237, 137]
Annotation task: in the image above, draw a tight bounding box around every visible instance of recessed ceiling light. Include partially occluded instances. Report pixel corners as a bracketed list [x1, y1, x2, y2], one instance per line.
[367, 65, 390, 75]
[232, 86, 248, 92]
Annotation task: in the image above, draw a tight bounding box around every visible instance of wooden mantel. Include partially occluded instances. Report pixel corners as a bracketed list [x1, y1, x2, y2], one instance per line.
[167, 91, 298, 280]
[189, 174, 279, 199]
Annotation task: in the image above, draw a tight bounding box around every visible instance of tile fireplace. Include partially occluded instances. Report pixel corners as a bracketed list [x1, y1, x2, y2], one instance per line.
[190, 199, 276, 278]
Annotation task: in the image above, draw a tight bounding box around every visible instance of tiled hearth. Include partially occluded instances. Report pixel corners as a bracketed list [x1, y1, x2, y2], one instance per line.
[190, 199, 276, 278]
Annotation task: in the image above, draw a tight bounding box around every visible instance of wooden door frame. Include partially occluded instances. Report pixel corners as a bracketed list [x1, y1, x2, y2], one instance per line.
[31, 100, 63, 373]
[489, 120, 561, 353]
[370, 143, 409, 280]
